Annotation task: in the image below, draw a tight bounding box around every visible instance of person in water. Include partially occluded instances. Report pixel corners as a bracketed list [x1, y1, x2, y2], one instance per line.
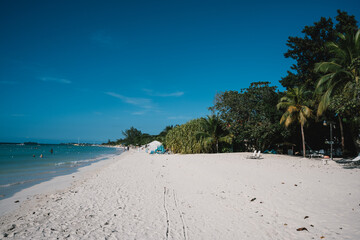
[40, 154, 43, 158]
[50, 148, 53, 154]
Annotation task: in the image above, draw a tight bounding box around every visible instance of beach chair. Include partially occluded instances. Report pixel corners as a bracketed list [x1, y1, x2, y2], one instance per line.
[247, 150, 261, 159]
[349, 154, 360, 166]
[334, 153, 360, 167]
[254, 151, 262, 159]
[155, 145, 166, 154]
[246, 150, 257, 159]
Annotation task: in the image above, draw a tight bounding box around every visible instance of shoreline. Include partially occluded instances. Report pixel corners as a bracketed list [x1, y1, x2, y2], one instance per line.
[0, 151, 124, 216]
[0, 144, 123, 202]
[1, 151, 359, 239]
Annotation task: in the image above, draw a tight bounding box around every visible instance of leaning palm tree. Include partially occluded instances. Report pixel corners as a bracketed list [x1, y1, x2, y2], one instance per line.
[314, 29, 360, 115]
[277, 87, 313, 158]
[314, 29, 360, 153]
[196, 115, 232, 153]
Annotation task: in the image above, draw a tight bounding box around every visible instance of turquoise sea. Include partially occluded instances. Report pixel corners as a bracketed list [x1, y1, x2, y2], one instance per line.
[0, 144, 122, 200]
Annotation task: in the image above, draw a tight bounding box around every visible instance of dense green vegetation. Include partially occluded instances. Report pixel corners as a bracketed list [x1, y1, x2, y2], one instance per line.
[210, 82, 286, 152]
[105, 126, 173, 146]
[106, 10, 359, 156]
[166, 118, 209, 154]
[277, 87, 313, 157]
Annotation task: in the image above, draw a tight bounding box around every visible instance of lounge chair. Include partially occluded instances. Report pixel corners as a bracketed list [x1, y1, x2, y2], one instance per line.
[247, 150, 261, 159]
[246, 150, 257, 159]
[334, 153, 360, 166]
[254, 151, 262, 159]
[349, 154, 360, 166]
[155, 145, 167, 154]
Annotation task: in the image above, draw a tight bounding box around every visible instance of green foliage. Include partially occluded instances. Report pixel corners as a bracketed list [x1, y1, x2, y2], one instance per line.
[165, 118, 211, 154]
[195, 115, 232, 153]
[281, 10, 358, 90]
[277, 87, 313, 127]
[157, 125, 174, 147]
[103, 11, 359, 156]
[210, 82, 287, 151]
[315, 29, 360, 152]
[108, 127, 156, 146]
[277, 87, 313, 157]
[315, 29, 360, 117]
[120, 127, 143, 146]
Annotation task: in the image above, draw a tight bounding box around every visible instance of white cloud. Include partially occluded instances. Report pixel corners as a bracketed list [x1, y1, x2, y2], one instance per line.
[105, 92, 153, 106]
[142, 89, 184, 97]
[105, 92, 157, 115]
[132, 110, 148, 115]
[40, 77, 72, 84]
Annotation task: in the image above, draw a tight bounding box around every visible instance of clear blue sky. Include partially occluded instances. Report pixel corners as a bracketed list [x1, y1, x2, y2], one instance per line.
[0, 0, 358, 143]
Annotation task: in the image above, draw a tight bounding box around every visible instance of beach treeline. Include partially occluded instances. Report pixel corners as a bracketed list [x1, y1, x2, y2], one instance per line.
[107, 10, 359, 156]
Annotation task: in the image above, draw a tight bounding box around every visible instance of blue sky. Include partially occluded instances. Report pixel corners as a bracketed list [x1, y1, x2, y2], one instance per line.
[0, 0, 358, 143]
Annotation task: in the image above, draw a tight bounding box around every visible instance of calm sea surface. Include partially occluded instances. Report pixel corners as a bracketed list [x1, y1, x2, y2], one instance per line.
[0, 144, 122, 200]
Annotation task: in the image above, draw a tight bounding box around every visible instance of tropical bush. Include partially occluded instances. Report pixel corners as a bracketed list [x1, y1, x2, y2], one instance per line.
[165, 118, 212, 154]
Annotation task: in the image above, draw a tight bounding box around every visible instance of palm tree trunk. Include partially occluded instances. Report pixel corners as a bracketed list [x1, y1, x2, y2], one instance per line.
[301, 123, 306, 158]
[338, 115, 345, 154]
[350, 121, 360, 153]
[216, 139, 219, 153]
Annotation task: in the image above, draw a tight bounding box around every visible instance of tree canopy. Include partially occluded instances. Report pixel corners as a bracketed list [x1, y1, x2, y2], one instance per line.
[280, 10, 358, 90]
[105, 10, 359, 156]
[210, 82, 287, 151]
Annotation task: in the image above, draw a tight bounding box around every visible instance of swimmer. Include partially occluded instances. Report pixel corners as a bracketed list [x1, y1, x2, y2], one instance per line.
[50, 148, 53, 154]
[40, 154, 43, 158]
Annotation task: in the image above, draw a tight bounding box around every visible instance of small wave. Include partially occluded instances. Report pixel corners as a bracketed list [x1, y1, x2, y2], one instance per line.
[55, 158, 97, 167]
[54, 153, 119, 167]
[0, 178, 40, 188]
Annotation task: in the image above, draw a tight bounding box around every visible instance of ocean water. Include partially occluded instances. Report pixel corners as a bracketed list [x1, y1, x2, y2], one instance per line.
[0, 144, 122, 200]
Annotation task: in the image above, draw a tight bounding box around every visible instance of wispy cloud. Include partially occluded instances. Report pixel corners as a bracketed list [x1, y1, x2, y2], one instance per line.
[105, 92, 153, 106]
[132, 110, 149, 115]
[40, 77, 72, 84]
[0, 81, 18, 85]
[105, 92, 158, 116]
[142, 89, 184, 97]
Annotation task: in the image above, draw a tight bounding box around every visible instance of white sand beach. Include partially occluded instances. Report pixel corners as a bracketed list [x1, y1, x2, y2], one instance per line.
[1, 151, 359, 239]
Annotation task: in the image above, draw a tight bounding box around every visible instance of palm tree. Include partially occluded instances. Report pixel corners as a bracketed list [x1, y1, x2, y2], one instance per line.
[314, 29, 359, 115]
[314, 29, 360, 153]
[277, 87, 313, 158]
[196, 115, 232, 153]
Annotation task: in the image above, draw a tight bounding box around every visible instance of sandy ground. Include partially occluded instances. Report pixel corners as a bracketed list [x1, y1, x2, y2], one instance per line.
[0, 151, 359, 239]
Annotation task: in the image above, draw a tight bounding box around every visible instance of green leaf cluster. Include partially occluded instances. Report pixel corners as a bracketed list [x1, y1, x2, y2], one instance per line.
[106, 126, 174, 147]
[165, 118, 212, 154]
[211, 82, 287, 151]
[281, 10, 358, 90]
